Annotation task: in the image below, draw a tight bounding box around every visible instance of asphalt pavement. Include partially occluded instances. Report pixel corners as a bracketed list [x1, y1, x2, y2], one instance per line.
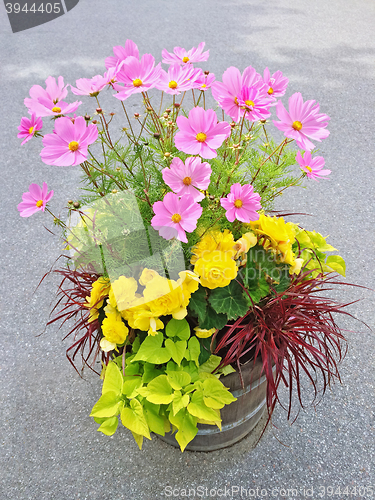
[1, 1, 374, 499]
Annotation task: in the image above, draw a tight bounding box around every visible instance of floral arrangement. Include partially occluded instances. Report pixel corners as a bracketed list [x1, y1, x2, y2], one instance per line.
[18, 40, 354, 452]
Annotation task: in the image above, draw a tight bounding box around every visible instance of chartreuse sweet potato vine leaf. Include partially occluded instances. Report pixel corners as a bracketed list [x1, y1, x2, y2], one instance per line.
[132, 331, 171, 364]
[169, 408, 198, 452]
[164, 339, 186, 366]
[295, 229, 346, 277]
[121, 399, 151, 443]
[165, 318, 190, 340]
[209, 280, 251, 320]
[92, 319, 239, 451]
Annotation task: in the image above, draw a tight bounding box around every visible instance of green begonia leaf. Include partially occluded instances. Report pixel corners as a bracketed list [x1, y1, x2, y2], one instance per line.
[188, 286, 207, 323]
[197, 337, 213, 365]
[97, 416, 118, 436]
[165, 339, 187, 366]
[90, 391, 123, 418]
[144, 375, 174, 404]
[169, 408, 198, 452]
[187, 390, 222, 423]
[209, 280, 250, 320]
[200, 306, 227, 330]
[172, 391, 190, 416]
[185, 336, 201, 367]
[132, 331, 171, 364]
[167, 371, 191, 390]
[326, 255, 346, 276]
[120, 399, 151, 439]
[165, 318, 191, 340]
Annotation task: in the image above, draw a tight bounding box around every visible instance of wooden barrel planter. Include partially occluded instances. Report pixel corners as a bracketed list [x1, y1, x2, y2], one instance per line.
[157, 356, 270, 452]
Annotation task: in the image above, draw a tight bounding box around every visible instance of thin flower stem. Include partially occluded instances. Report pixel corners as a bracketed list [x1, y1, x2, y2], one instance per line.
[45, 207, 67, 227]
[120, 101, 136, 140]
[84, 160, 128, 191]
[251, 138, 288, 185]
[81, 162, 106, 196]
[191, 89, 196, 107]
[143, 92, 163, 136]
[200, 212, 225, 238]
[263, 174, 304, 203]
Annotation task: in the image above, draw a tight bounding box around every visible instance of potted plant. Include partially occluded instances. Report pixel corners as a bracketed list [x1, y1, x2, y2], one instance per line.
[17, 40, 356, 452]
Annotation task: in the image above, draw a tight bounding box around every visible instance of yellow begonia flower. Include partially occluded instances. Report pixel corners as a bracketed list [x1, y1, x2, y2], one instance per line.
[191, 229, 236, 265]
[194, 326, 216, 338]
[100, 338, 117, 352]
[102, 314, 129, 345]
[85, 276, 111, 323]
[234, 231, 258, 258]
[289, 258, 304, 275]
[110, 275, 138, 312]
[194, 250, 238, 289]
[250, 214, 301, 270]
[139, 268, 159, 286]
[124, 306, 164, 336]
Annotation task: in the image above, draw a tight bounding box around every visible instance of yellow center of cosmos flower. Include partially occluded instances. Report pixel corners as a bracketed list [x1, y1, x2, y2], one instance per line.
[245, 100, 255, 107]
[305, 165, 312, 172]
[267, 87, 274, 95]
[292, 120, 303, 131]
[36, 200, 43, 207]
[171, 213, 182, 223]
[201, 84, 207, 88]
[182, 56, 190, 63]
[196, 132, 207, 142]
[68, 141, 79, 151]
[28, 126, 34, 134]
[169, 80, 178, 89]
[52, 106, 61, 113]
[234, 96, 238, 105]
[182, 176, 192, 185]
[234, 199, 243, 208]
[133, 78, 143, 87]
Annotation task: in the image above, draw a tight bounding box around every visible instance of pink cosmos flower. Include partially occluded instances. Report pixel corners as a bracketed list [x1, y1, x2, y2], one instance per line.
[220, 183, 261, 223]
[296, 151, 331, 180]
[40, 116, 98, 166]
[175, 107, 231, 159]
[162, 42, 209, 65]
[17, 182, 54, 218]
[151, 192, 202, 243]
[25, 96, 81, 118]
[162, 157, 212, 202]
[236, 86, 273, 122]
[156, 64, 202, 95]
[17, 113, 43, 145]
[70, 74, 108, 96]
[211, 65, 270, 122]
[26, 76, 68, 104]
[262, 68, 289, 97]
[273, 92, 330, 151]
[24, 76, 81, 117]
[105, 39, 139, 69]
[114, 54, 162, 100]
[194, 72, 216, 91]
